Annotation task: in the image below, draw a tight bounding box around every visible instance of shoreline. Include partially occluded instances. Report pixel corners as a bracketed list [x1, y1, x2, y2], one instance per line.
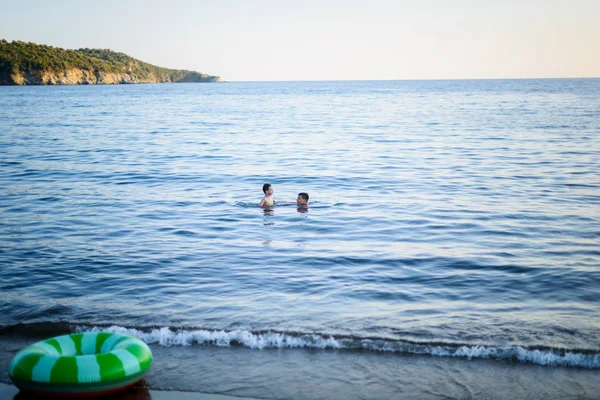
[3, 334, 600, 400]
[0, 383, 262, 400]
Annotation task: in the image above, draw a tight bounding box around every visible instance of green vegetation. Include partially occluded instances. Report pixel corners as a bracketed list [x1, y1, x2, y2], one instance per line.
[0, 40, 120, 75]
[76, 48, 213, 81]
[0, 39, 219, 84]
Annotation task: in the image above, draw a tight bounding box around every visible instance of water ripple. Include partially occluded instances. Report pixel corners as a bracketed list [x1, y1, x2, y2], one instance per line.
[1, 79, 599, 353]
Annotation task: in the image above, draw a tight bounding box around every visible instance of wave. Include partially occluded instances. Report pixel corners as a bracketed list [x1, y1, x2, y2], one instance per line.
[3, 322, 597, 369]
[69, 325, 600, 369]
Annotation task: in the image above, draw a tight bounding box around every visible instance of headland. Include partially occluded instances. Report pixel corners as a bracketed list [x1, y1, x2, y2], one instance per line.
[0, 40, 221, 85]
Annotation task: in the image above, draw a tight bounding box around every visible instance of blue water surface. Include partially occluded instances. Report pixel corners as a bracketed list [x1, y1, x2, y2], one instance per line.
[1, 79, 599, 358]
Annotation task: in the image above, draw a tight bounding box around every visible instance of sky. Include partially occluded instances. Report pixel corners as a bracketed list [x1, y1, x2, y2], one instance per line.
[1, 0, 599, 81]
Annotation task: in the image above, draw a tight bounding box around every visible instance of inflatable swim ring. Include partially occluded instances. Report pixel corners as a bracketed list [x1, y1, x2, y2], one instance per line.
[8, 332, 152, 398]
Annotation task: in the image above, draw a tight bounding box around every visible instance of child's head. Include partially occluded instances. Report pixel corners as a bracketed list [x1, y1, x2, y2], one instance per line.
[297, 192, 309, 206]
[263, 183, 273, 195]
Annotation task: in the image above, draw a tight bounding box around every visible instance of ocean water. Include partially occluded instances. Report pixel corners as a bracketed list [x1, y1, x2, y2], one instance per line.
[1, 79, 600, 399]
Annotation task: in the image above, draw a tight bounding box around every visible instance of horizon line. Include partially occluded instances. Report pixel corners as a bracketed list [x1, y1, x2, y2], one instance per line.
[222, 77, 600, 83]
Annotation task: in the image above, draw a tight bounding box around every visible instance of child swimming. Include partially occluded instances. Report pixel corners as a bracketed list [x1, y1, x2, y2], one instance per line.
[259, 183, 276, 207]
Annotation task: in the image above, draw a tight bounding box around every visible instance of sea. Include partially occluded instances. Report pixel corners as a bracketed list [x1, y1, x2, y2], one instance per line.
[0, 79, 599, 400]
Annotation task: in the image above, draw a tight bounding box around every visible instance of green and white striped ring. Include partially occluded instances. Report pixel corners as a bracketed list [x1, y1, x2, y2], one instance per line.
[8, 332, 152, 398]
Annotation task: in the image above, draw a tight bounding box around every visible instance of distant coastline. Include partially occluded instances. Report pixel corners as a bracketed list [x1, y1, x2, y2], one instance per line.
[0, 40, 221, 85]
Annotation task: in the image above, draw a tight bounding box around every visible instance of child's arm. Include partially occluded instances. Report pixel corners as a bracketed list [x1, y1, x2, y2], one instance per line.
[259, 197, 266, 207]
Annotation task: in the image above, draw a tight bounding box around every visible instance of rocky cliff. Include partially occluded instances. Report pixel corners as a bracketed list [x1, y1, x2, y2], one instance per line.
[7, 67, 222, 85]
[0, 40, 221, 85]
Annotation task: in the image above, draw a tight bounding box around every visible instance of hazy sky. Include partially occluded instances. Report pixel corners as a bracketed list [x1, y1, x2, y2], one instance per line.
[1, 0, 598, 81]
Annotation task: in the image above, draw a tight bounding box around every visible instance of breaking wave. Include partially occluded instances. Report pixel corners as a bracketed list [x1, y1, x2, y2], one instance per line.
[74, 325, 600, 369]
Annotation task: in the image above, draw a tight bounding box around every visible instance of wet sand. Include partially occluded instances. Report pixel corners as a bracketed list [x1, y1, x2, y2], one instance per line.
[2, 333, 599, 400]
[0, 382, 260, 400]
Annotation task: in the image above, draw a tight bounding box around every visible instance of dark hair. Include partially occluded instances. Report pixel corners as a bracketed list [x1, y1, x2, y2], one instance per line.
[262, 183, 272, 194]
[298, 192, 309, 201]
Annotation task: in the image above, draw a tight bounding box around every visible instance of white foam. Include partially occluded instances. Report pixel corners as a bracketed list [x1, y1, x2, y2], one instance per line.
[76, 325, 600, 369]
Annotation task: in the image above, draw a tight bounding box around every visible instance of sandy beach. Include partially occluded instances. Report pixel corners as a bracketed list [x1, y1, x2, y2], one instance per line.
[0, 382, 261, 400]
